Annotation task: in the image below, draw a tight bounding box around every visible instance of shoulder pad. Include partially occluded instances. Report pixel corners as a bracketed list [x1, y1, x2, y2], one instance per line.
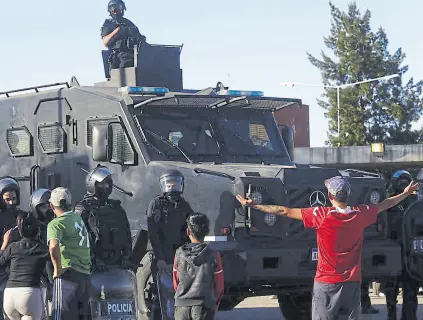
[74, 203, 87, 215]
[108, 199, 122, 206]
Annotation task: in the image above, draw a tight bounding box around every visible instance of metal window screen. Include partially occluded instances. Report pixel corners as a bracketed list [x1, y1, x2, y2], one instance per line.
[109, 122, 134, 164]
[87, 118, 114, 147]
[38, 125, 65, 153]
[6, 128, 31, 156]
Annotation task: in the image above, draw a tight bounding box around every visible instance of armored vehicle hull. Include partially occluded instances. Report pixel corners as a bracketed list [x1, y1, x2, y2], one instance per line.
[0, 44, 409, 319]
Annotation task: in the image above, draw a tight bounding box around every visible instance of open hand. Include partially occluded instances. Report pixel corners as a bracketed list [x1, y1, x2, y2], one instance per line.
[404, 181, 420, 195]
[235, 195, 256, 207]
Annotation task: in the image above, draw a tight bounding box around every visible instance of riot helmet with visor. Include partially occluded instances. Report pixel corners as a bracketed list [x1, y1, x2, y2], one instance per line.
[159, 169, 184, 201]
[85, 166, 113, 201]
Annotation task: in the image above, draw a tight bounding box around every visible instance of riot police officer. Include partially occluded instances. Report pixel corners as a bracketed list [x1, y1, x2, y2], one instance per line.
[101, 0, 147, 70]
[28, 188, 55, 313]
[145, 169, 193, 318]
[29, 189, 54, 244]
[147, 170, 193, 272]
[383, 170, 419, 320]
[74, 166, 133, 271]
[0, 177, 26, 320]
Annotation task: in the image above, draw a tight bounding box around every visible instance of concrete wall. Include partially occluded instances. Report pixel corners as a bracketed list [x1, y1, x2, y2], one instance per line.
[293, 144, 423, 169]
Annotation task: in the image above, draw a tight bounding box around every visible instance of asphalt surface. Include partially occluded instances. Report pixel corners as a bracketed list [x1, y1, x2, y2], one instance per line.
[215, 295, 423, 319]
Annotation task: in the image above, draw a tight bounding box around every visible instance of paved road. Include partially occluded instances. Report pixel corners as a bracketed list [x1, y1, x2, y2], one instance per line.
[216, 295, 423, 319]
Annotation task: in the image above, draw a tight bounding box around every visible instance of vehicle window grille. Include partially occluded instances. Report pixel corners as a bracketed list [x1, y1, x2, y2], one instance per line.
[38, 124, 66, 154]
[87, 118, 115, 147]
[109, 122, 134, 164]
[6, 127, 32, 157]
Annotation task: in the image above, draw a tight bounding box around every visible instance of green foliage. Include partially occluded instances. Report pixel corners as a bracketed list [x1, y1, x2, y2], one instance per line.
[308, 2, 423, 146]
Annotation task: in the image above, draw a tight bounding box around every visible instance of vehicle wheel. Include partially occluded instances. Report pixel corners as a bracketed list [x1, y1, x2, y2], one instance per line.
[136, 252, 161, 320]
[277, 293, 312, 320]
[218, 295, 244, 311]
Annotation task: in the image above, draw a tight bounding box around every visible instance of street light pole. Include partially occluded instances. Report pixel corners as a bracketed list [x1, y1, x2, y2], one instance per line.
[280, 74, 400, 137]
[337, 87, 340, 137]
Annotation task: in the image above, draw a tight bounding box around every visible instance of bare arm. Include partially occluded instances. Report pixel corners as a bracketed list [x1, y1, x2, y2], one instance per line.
[49, 239, 62, 278]
[235, 195, 303, 220]
[103, 27, 121, 47]
[375, 181, 420, 214]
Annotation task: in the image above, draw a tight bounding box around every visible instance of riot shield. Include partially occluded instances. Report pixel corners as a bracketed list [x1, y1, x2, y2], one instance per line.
[89, 266, 138, 319]
[402, 199, 423, 282]
[156, 270, 175, 320]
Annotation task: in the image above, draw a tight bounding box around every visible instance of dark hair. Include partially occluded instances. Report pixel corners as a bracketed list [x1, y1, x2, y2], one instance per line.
[18, 213, 40, 238]
[53, 199, 71, 212]
[332, 192, 348, 203]
[187, 212, 210, 241]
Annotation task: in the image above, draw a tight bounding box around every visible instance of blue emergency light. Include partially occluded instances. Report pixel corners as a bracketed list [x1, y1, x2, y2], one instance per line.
[226, 90, 264, 97]
[118, 86, 170, 95]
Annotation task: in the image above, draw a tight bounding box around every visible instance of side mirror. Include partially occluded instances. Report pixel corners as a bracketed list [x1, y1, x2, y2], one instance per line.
[92, 124, 109, 162]
[279, 125, 295, 160]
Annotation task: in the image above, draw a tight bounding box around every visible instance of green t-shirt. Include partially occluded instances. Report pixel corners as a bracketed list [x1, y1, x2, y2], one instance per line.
[47, 211, 91, 274]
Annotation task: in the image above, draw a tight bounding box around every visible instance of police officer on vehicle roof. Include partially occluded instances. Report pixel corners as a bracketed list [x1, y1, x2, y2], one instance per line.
[147, 169, 194, 272]
[0, 177, 26, 320]
[382, 170, 419, 320]
[74, 166, 133, 271]
[101, 0, 147, 70]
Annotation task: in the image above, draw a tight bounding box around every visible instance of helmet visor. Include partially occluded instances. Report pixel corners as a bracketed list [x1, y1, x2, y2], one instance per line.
[109, 3, 124, 14]
[160, 176, 183, 194]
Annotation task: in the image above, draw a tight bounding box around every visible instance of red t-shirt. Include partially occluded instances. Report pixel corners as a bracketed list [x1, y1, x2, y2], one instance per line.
[301, 205, 378, 284]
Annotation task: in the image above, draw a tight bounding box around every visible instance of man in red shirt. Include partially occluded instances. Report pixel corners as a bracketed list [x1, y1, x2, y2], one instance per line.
[236, 175, 419, 319]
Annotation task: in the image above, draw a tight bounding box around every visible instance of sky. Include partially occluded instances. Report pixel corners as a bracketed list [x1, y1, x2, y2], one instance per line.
[1, 0, 422, 147]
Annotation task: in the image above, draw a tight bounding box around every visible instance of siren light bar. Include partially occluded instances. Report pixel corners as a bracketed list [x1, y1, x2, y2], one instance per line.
[118, 86, 169, 95]
[220, 89, 264, 97]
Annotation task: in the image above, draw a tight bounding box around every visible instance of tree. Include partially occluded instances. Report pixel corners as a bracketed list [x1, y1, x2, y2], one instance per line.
[308, 2, 423, 146]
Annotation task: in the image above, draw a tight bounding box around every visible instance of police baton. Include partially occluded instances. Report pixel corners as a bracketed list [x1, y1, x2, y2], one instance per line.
[76, 163, 133, 197]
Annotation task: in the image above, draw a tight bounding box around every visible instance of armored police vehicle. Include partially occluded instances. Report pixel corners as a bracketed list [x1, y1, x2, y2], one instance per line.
[0, 44, 403, 319]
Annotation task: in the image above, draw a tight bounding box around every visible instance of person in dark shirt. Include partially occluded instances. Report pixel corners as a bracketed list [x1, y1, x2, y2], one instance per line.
[0, 177, 27, 320]
[173, 212, 224, 320]
[101, 0, 147, 70]
[0, 213, 50, 320]
[147, 170, 193, 273]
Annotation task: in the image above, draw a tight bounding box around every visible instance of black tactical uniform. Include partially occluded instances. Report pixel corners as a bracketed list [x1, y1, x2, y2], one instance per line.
[383, 170, 419, 320]
[0, 177, 26, 320]
[146, 170, 194, 273]
[101, 0, 147, 70]
[146, 170, 193, 319]
[29, 188, 55, 290]
[74, 166, 133, 271]
[29, 188, 55, 245]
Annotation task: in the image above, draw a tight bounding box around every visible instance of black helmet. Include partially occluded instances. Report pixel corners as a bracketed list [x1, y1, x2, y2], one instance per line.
[391, 170, 413, 193]
[85, 166, 113, 199]
[0, 177, 20, 207]
[29, 188, 53, 221]
[108, 0, 126, 20]
[159, 169, 184, 194]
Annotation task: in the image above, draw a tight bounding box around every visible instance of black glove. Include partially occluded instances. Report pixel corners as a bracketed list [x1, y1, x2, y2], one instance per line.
[121, 257, 133, 270]
[95, 259, 107, 272]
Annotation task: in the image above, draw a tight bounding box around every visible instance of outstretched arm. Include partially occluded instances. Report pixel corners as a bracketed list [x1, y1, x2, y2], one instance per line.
[235, 195, 303, 221]
[375, 181, 420, 214]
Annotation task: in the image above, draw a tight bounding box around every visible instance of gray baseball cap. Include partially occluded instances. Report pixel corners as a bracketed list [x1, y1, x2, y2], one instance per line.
[324, 176, 351, 198]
